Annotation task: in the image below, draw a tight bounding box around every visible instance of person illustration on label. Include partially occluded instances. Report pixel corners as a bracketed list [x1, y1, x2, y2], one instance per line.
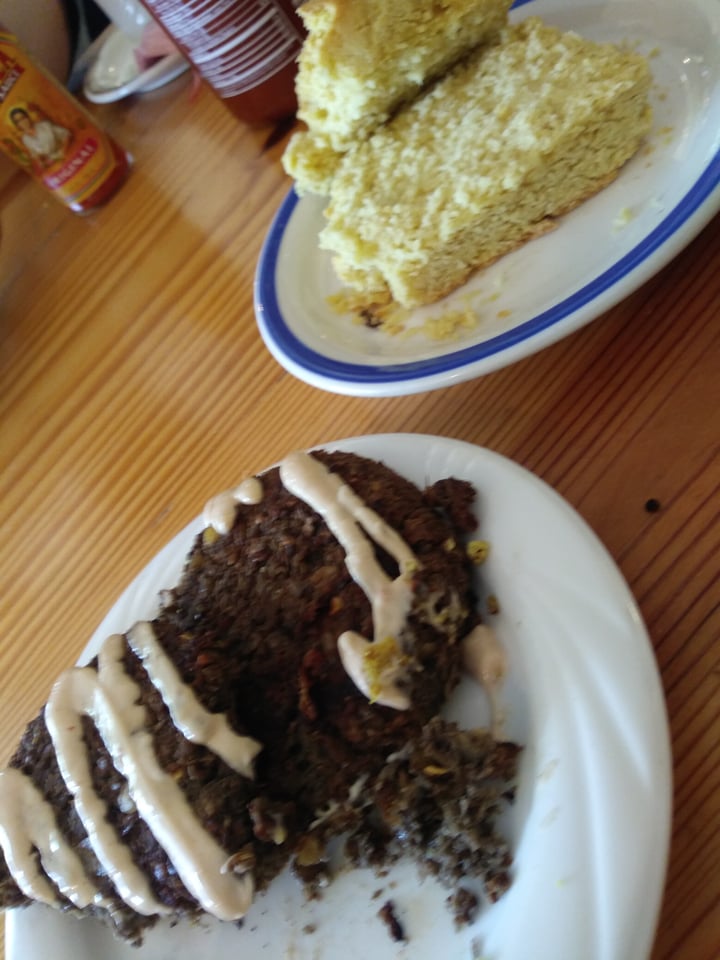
[9, 106, 71, 169]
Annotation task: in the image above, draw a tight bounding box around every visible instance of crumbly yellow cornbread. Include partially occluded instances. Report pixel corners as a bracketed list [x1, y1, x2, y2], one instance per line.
[282, 130, 342, 197]
[283, 0, 512, 195]
[319, 17, 652, 308]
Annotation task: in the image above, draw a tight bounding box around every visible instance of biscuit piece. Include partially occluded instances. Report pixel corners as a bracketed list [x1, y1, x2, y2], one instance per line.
[320, 18, 653, 308]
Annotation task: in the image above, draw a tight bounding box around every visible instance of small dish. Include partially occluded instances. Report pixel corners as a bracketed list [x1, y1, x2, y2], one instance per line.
[83, 25, 188, 104]
[255, 0, 720, 397]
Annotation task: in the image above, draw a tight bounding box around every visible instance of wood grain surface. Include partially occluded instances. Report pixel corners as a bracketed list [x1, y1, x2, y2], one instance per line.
[0, 75, 718, 960]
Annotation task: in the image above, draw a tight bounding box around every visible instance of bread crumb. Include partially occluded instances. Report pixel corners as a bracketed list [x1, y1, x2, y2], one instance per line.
[420, 308, 478, 340]
[613, 206, 634, 229]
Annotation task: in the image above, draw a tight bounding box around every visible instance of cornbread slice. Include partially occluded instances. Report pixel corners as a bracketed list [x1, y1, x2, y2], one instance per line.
[283, 0, 512, 194]
[319, 17, 653, 308]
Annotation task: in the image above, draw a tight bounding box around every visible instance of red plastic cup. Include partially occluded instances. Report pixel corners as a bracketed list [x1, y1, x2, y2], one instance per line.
[140, 0, 305, 125]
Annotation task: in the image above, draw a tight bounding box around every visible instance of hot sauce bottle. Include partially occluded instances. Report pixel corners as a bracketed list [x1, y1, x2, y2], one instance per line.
[138, 0, 305, 125]
[0, 29, 130, 214]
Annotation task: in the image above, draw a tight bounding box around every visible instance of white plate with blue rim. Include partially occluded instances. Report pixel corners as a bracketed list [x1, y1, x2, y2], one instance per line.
[255, 0, 720, 397]
[6, 434, 671, 960]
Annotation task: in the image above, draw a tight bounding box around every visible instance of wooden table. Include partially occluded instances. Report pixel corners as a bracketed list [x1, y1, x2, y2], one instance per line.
[0, 74, 718, 960]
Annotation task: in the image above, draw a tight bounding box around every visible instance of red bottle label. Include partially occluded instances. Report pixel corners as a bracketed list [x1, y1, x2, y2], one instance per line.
[0, 32, 126, 210]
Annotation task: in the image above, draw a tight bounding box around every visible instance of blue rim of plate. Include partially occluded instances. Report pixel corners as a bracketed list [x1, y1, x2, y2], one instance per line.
[254, 8, 720, 388]
[255, 154, 720, 387]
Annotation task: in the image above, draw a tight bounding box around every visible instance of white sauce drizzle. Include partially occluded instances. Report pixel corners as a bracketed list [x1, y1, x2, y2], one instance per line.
[335, 634, 410, 710]
[1, 627, 258, 920]
[44, 645, 170, 917]
[203, 476, 264, 534]
[279, 451, 418, 710]
[127, 622, 262, 777]
[45, 630, 254, 921]
[0, 768, 105, 909]
[462, 624, 508, 739]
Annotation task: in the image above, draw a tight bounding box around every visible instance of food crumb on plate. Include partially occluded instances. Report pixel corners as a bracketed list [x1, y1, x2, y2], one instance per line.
[378, 900, 407, 942]
[447, 887, 480, 929]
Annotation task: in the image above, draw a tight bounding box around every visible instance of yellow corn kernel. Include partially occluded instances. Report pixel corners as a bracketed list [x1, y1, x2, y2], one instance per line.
[467, 539, 490, 565]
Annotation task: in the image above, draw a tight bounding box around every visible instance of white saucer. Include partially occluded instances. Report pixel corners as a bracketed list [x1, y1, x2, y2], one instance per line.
[83, 25, 188, 104]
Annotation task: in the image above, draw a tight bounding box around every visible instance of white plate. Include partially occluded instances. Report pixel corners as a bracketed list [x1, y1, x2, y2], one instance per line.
[255, 0, 720, 396]
[6, 434, 671, 960]
[83, 25, 188, 104]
